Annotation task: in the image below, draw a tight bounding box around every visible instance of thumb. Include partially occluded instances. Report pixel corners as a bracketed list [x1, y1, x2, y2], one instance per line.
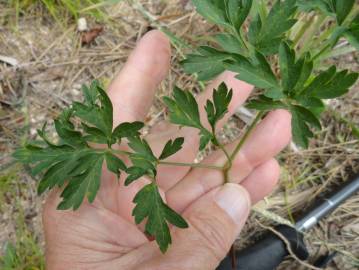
[148, 183, 251, 270]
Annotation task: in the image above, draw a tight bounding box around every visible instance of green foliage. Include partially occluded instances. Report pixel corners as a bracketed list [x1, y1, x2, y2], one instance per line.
[163, 86, 213, 150]
[13, 81, 188, 252]
[12, 0, 359, 255]
[159, 138, 185, 160]
[184, 0, 358, 148]
[248, 0, 297, 55]
[133, 183, 188, 253]
[181, 46, 232, 81]
[205, 82, 233, 131]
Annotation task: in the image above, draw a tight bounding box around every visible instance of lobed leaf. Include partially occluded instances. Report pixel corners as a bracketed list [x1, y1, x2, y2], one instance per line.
[159, 137, 185, 160]
[182, 46, 232, 81]
[112, 121, 144, 141]
[164, 86, 213, 150]
[248, 0, 297, 55]
[225, 52, 279, 89]
[132, 183, 188, 253]
[205, 82, 233, 130]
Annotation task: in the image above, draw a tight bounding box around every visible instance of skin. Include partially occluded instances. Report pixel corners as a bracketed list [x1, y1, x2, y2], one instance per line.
[43, 30, 292, 270]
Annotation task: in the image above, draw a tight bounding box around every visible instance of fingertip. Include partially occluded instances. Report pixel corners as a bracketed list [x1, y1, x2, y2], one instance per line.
[140, 29, 171, 56]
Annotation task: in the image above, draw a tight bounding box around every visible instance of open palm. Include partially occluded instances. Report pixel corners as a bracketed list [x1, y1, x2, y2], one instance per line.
[43, 31, 291, 270]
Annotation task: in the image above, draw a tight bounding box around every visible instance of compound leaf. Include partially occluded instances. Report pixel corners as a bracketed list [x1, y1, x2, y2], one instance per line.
[300, 66, 358, 99]
[248, 0, 297, 55]
[164, 86, 213, 150]
[132, 183, 188, 253]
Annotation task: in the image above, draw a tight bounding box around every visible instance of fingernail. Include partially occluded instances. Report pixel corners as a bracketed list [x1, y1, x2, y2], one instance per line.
[214, 183, 250, 225]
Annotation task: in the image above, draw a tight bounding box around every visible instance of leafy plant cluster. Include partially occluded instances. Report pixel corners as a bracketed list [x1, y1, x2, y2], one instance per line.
[13, 80, 233, 252]
[184, 0, 358, 148]
[14, 0, 359, 253]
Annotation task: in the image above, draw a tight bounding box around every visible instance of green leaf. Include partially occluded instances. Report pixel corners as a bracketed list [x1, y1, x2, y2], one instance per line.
[57, 153, 104, 210]
[248, 0, 297, 55]
[292, 53, 314, 93]
[199, 130, 213, 150]
[132, 183, 188, 253]
[291, 105, 322, 130]
[225, 0, 253, 29]
[128, 136, 157, 163]
[192, 0, 252, 30]
[344, 14, 359, 51]
[163, 86, 201, 128]
[73, 81, 113, 139]
[82, 80, 99, 105]
[225, 52, 279, 89]
[105, 153, 126, 178]
[112, 121, 144, 140]
[127, 136, 157, 179]
[247, 95, 287, 111]
[82, 123, 108, 144]
[264, 88, 286, 100]
[125, 166, 148, 186]
[159, 137, 185, 160]
[301, 66, 359, 99]
[54, 110, 86, 148]
[182, 46, 232, 81]
[214, 33, 246, 55]
[205, 82, 233, 129]
[296, 96, 326, 117]
[192, 0, 228, 26]
[332, 0, 355, 25]
[297, 0, 332, 14]
[163, 86, 212, 150]
[279, 41, 308, 93]
[291, 108, 313, 148]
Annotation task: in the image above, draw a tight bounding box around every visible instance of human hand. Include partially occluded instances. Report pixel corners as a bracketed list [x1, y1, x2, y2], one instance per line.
[43, 30, 292, 270]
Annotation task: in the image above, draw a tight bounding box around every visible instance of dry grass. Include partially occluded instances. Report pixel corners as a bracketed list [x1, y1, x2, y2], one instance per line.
[0, 1, 358, 269]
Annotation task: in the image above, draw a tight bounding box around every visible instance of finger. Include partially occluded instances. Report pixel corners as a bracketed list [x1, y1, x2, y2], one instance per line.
[148, 72, 254, 191]
[98, 30, 170, 222]
[241, 159, 280, 204]
[143, 184, 251, 270]
[166, 109, 291, 213]
[108, 30, 171, 125]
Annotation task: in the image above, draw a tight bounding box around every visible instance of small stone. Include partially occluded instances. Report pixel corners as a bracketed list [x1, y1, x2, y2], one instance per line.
[77, 18, 88, 32]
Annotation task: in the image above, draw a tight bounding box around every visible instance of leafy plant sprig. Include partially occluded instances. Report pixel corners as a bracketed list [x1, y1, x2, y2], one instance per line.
[13, 0, 359, 253]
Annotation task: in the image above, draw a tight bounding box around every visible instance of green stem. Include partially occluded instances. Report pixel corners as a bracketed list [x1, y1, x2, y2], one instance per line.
[211, 127, 232, 168]
[109, 149, 133, 156]
[311, 43, 331, 61]
[158, 161, 223, 170]
[229, 111, 265, 161]
[222, 111, 265, 182]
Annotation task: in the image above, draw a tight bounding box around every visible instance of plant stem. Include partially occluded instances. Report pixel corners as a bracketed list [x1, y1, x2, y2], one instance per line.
[222, 111, 265, 182]
[158, 161, 223, 170]
[109, 149, 133, 156]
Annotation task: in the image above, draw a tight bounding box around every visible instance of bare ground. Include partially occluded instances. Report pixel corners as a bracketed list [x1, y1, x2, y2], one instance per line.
[0, 1, 358, 269]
